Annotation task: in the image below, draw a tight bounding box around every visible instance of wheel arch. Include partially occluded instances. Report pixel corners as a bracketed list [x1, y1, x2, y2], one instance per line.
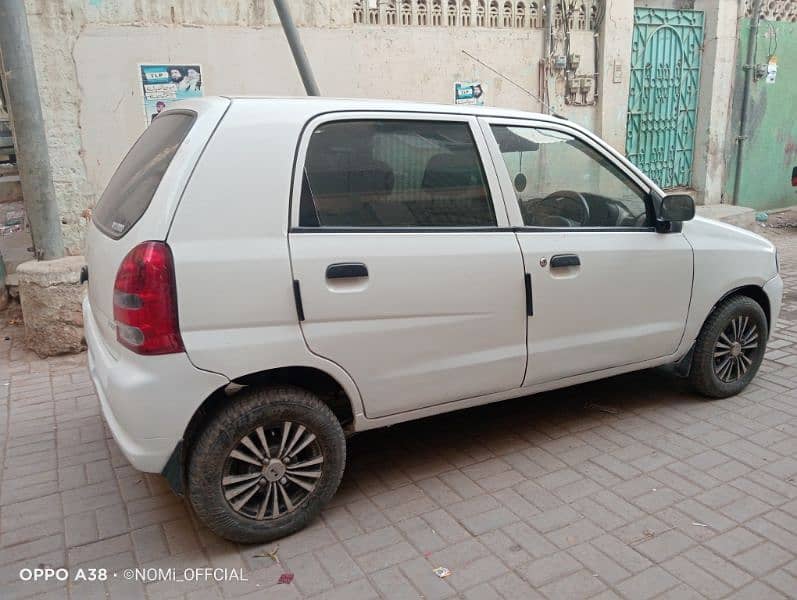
[716, 284, 771, 331]
[676, 283, 771, 378]
[163, 365, 356, 495]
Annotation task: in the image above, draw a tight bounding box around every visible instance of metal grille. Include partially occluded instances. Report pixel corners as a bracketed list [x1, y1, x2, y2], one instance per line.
[625, 8, 704, 189]
[353, 0, 602, 30]
[745, 0, 797, 22]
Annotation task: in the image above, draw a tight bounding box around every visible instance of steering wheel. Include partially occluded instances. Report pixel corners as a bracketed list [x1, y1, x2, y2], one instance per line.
[538, 190, 590, 227]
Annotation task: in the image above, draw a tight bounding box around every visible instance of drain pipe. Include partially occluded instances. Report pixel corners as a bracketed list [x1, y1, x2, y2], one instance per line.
[273, 0, 320, 96]
[541, 1, 554, 114]
[0, 0, 65, 259]
[732, 0, 762, 205]
[544, 1, 554, 59]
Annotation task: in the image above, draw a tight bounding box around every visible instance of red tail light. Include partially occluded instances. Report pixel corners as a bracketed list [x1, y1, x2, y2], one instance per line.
[113, 241, 184, 355]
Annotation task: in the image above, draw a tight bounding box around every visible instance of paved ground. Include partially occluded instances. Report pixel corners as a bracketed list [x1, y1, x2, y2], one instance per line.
[2, 224, 797, 600]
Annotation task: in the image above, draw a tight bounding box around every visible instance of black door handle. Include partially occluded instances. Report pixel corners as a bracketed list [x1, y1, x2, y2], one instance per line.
[550, 254, 580, 268]
[326, 262, 369, 279]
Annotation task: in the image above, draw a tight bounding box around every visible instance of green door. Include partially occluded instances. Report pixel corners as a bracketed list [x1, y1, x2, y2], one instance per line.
[626, 8, 704, 189]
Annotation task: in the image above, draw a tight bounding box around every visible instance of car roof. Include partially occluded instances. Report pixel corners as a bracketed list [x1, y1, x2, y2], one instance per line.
[221, 95, 567, 124]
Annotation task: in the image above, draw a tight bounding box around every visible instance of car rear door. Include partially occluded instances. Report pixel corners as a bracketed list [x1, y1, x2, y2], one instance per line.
[288, 112, 527, 419]
[481, 117, 693, 385]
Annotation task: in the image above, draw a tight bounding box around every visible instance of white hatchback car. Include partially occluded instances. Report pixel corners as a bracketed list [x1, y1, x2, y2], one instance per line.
[85, 97, 782, 543]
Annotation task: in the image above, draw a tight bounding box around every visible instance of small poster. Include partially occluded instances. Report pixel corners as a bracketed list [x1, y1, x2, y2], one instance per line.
[140, 64, 203, 124]
[454, 81, 484, 105]
[766, 56, 778, 84]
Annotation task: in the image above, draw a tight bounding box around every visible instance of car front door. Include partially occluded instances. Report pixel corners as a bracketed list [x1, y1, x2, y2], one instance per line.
[289, 113, 527, 418]
[481, 118, 693, 386]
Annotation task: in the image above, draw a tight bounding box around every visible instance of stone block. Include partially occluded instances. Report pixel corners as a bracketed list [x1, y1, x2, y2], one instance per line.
[16, 256, 86, 357]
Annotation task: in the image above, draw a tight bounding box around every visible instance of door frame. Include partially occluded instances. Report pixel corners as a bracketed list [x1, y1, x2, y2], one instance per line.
[477, 115, 657, 229]
[288, 110, 513, 231]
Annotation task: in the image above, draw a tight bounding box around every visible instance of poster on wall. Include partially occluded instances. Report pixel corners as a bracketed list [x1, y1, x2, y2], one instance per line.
[140, 64, 203, 124]
[454, 81, 484, 105]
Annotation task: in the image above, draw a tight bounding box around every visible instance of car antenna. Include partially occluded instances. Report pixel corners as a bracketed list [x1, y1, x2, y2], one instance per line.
[461, 50, 567, 119]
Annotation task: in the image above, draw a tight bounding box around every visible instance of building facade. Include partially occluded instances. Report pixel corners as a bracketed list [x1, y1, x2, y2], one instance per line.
[3, 0, 794, 253]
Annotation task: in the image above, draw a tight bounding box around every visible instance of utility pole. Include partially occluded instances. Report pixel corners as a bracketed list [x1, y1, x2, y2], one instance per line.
[733, 0, 762, 205]
[273, 0, 321, 96]
[0, 0, 64, 260]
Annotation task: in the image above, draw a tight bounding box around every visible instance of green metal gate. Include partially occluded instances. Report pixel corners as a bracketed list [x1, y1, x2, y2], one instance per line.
[625, 8, 704, 189]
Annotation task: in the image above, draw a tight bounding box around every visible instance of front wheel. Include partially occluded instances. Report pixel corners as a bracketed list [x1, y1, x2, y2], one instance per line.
[689, 295, 768, 398]
[187, 385, 346, 543]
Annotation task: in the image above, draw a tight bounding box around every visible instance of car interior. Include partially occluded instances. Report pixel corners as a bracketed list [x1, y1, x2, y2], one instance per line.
[493, 125, 650, 228]
[300, 120, 497, 228]
[298, 120, 649, 229]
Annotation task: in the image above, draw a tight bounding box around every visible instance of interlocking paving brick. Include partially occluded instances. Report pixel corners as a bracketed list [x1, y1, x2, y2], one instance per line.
[546, 517, 605, 549]
[568, 542, 631, 584]
[526, 504, 582, 533]
[661, 556, 732, 599]
[684, 546, 754, 589]
[343, 525, 403, 557]
[458, 506, 518, 536]
[489, 571, 545, 599]
[731, 541, 793, 576]
[518, 550, 581, 587]
[371, 565, 420, 600]
[730, 580, 788, 599]
[614, 565, 680, 599]
[397, 557, 455, 599]
[540, 569, 607, 598]
[357, 541, 418, 573]
[477, 529, 530, 567]
[765, 567, 797, 597]
[704, 527, 764, 558]
[633, 529, 695, 562]
[3, 225, 797, 598]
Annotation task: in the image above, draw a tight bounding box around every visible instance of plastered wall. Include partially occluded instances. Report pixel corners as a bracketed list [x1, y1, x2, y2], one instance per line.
[23, 0, 605, 252]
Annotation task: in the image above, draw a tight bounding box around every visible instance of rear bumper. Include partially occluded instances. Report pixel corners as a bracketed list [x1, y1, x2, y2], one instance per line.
[764, 274, 784, 335]
[84, 297, 228, 472]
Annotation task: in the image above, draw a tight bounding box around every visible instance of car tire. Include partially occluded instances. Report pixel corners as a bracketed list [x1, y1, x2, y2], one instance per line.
[689, 295, 768, 399]
[186, 385, 346, 543]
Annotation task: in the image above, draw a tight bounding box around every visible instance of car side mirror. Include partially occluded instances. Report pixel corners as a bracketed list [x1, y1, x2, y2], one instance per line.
[660, 193, 695, 223]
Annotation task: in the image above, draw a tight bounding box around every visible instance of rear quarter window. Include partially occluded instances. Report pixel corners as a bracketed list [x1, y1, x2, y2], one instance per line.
[93, 111, 196, 239]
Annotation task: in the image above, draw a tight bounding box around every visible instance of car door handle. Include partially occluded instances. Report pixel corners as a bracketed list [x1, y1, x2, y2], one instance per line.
[326, 262, 369, 279]
[550, 254, 580, 268]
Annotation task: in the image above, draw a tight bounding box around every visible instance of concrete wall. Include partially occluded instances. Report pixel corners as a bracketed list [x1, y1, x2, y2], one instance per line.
[598, 0, 634, 152]
[634, 0, 694, 8]
[20, 0, 751, 252]
[726, 18, 797, 210]
[23, 0, 604, 253]
[691, 0, 738, 205]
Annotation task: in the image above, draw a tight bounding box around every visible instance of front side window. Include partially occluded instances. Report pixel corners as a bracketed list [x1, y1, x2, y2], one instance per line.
[491, 125, 649, 228]
[300, 119, 496, 228]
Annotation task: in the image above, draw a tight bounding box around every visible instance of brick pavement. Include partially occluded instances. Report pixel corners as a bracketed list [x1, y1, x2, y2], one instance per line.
[2, 225, 797, 599]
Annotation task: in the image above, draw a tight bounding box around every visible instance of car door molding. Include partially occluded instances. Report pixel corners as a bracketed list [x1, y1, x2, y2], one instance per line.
[291, 225, 655, 234]
[290, 226, 517, 233]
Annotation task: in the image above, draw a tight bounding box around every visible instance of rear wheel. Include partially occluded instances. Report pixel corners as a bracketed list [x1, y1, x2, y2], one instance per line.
[187, 385, 346, 543]
[689, 295, 768, 398]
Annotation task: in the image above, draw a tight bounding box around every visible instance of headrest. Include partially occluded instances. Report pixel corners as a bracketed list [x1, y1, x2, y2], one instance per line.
[422, 152, 481, 190]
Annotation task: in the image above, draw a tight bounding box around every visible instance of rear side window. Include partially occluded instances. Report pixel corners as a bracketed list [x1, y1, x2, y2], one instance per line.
[94, 112, 196, 239]
[299, 120, 496, 228]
